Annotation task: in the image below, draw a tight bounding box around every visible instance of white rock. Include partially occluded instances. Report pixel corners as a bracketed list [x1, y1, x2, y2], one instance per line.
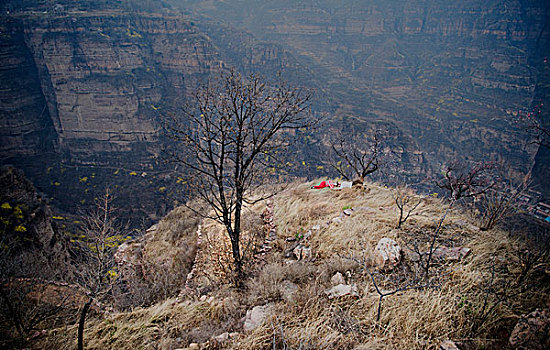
[330, 272, 345, 285]
[212, 332, 229, 343]
[243, 304, 274, 331]
[293, 245, 312, 260]
[324, 283, 359, 299]
[433, 246, 471, 262]
[374, 238, 402, 270]
[439, 340, 460, 350]
[280, 280, 299, 302]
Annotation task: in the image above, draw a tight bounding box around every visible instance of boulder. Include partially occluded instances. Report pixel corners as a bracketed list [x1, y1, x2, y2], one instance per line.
[284, 241, 300, 258]
[509, 308, 550, 350]
[280, 280, 299, 302]
[146, 223, 158, 234]
[243, 304, 274, 332]
[343, 208, 354, 216]
[212, 332, 229, 343]
[325, 283, 359, 299]
[374, 238, 401, 270]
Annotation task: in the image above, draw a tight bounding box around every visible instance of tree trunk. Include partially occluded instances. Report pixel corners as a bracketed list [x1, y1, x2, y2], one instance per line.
[231, 194, 244, 286]
[77, 297, 93, 350]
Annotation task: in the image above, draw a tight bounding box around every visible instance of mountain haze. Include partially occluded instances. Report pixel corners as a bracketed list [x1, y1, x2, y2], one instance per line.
[0, 0, 549, 219]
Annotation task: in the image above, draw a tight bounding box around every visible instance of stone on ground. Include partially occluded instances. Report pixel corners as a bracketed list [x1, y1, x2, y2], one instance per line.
[325, 283, 359, 299]
[330, 272, 345, 285]
[509, 308, 550, 350]
[243, 304, 274, 332]
[374, 238, 401, 270]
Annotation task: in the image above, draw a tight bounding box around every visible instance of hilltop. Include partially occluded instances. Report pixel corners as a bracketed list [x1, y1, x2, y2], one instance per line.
[1, 0, 549, 227]
[36, 181, 550, 349]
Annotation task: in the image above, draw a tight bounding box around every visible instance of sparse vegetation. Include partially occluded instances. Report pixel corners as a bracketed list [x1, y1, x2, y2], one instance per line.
[393, 185, 422, 229]
[72, 189, 127, 350]
[33, 180, 549, 349]
[328, 130, 380, 185]
[165, 69, 311, 284]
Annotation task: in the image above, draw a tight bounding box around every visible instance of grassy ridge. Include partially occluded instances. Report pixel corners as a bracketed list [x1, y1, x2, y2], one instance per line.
[40, 181, 549, 349]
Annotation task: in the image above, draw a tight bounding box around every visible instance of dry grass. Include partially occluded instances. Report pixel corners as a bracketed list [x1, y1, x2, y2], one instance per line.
[39, 180, 550, 349]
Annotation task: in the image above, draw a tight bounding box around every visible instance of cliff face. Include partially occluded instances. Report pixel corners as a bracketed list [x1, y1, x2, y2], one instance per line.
[175, 0, 549, 176]
[0, 1, 328, 221]
[0, 17, 57, 158]
[0, 0, 548, 218]
[0, 3, 216, 221]
[2, 9, 220, 160]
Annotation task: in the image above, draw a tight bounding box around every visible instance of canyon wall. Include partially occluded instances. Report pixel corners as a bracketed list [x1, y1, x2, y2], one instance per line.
[0, 0, 548, 220]
[176, 0, 549, 174]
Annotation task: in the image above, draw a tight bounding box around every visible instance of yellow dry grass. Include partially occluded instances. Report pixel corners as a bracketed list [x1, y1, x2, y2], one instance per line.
[40, 180, 550, 350]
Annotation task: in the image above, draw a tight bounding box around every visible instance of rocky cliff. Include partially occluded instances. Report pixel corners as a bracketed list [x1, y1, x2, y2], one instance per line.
[0, 0, 548, 221]
[175, 0, 550, 180]
[0, 166, 71, 275]
[1, 6, 216, 160]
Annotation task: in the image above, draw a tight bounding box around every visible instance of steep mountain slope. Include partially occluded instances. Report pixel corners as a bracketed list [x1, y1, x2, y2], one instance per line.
[173, 0, 549, 178]
[0, 0, 548, 222]
[0, 1, 320, 221]
[37, 182, 550, 349]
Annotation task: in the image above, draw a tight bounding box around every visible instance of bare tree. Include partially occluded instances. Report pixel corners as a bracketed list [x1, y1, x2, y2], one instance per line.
[436, 161, 495, 201]
[330, 131, 380, 185]
[393, 186, 422, 229]
[525, 115, 550, 149]
[165, 70, 311, 283]
[0, 250, 74, 347]
[425, 161, 494, 276]
[344, 251, 433, 323]
[72, 189, 126, 350]
[477, 178, 527, 231]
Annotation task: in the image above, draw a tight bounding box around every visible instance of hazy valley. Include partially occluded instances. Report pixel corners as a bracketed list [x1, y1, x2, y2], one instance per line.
[0, 0, 549, 349]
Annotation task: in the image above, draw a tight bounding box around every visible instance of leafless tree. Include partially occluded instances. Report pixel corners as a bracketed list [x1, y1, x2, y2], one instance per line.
[344, 251, 433, 323]
[72, 189, 126, 350]
[526, 116, 550, 149]
[393, 186, 422, 229]
[165, 70, 311, 283]
[426, 161, 494, 275]
[0, 249, 74, 347]
[436, 161, 495, 201]
[329, 131, 380, 185]
[476, 179, 527, 231]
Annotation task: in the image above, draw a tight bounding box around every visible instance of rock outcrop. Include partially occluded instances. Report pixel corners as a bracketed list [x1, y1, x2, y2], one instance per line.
[373, 238, 401, 270]
[0, 166, 71, 276]
[243, 304, 274, 332]
[509, 308, 550, 350]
